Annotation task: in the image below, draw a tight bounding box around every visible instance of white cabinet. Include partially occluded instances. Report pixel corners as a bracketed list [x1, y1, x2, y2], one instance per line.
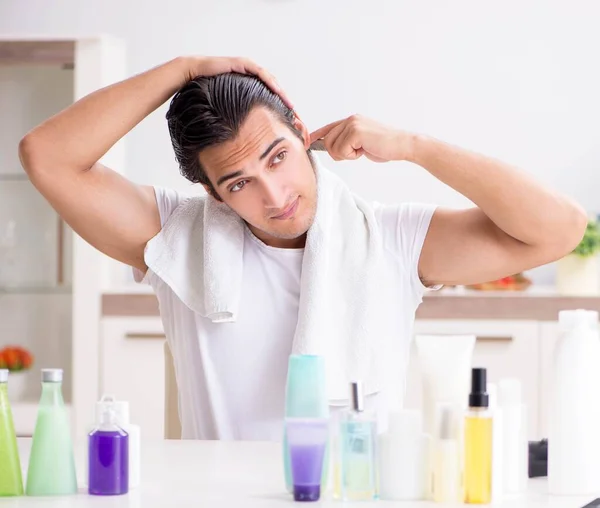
[0, 36, 127, 439]
[407, 319, 542, 439]
[100, 317, 166, 439]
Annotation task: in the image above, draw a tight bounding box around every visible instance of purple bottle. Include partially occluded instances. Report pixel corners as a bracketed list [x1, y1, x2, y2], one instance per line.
[88, 406, 129, 495]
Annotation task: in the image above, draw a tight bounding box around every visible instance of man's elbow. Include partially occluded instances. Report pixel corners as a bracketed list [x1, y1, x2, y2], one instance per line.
[545, 202, 589, 261]
[18, 133, 42, 177]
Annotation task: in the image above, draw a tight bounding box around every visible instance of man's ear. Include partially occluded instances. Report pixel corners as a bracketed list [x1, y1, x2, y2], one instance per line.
[292, 112, 311, 150]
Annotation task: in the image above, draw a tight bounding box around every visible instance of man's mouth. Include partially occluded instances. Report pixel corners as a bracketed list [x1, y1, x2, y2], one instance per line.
[271, 197, 300, 220]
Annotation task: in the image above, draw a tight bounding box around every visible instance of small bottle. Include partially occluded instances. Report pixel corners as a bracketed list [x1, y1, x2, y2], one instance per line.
[338, 380, 378, 501]
[379, 410, 429, 501]
[498, 378, 528, 495]
[283, 355, 329, 494]
[488, 383, 503, 504]
[26, 368, 78, 496]
[0, 369, 24, 496]
[88, 405, 129, 495]
[433, 404, 461, 503]
[464, 368, 492, 505]
[84, 395, 140, 490]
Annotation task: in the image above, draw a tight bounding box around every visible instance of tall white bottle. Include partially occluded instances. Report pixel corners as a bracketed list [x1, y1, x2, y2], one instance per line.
[498, 378, 528, 495]
[548, 309, 600, 496]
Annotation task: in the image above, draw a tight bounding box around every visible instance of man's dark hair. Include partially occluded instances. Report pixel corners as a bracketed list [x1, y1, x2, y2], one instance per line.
[166, 72, 304, 194]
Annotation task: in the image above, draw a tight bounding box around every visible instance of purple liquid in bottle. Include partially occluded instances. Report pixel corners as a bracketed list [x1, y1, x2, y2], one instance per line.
[290, 443, 326, 502]
[88, 428, 129, 495]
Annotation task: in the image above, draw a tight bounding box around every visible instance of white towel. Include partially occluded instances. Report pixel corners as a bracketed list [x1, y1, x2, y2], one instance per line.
[144, 156, 396, 403]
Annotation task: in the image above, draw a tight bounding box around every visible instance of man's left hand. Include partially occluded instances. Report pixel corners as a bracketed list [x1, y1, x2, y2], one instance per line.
[309, 114, 413, 163]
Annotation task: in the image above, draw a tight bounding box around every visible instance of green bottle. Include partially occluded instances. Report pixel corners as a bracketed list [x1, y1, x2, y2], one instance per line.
[0, 369, 24, 496]
[26, 369, 77, 496]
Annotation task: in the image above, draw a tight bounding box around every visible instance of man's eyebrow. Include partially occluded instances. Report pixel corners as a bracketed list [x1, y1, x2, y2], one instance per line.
[217, 170, 244, 187]
[259, 137, 285, 160]
[216, 137, 287, 187]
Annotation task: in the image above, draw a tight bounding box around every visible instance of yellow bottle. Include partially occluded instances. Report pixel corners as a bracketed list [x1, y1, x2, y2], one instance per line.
[464, 368, 492, 505]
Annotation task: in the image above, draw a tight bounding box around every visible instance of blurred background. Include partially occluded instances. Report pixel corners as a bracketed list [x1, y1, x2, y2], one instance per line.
[1, 0, 599, 439]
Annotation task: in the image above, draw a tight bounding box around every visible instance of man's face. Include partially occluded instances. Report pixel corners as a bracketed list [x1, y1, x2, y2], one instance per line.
[199, 107, 317, 248]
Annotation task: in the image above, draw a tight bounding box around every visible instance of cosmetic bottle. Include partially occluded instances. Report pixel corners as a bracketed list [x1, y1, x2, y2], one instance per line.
[549, 309, 600, 496]
[498, 378, 528, 495]
[285, 417, 329, 502]
[88, 405, 129, 496]
[338, 381, 378, 501]
[464, 368, 492, 505]
[0, 369, 23, 496]
[488, 383, 503, 504]
[26, 369, 77, 496]
[283, 355, 329, 494]
[433, 404, 461, 503]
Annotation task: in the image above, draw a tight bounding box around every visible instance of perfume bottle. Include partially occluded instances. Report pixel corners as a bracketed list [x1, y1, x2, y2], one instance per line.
[464, 368, 492, 504]
[338, 381, 378, 501]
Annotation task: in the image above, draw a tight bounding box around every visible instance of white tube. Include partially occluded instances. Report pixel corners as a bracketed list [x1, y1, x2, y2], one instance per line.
[415, 334, 476, 500]
[415, 335, 476, 437]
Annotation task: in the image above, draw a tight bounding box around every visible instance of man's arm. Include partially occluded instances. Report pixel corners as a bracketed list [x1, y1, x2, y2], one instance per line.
[309, 115, 588, 286]
[19, 56, 290, 273]
[409, 135, 587, 286]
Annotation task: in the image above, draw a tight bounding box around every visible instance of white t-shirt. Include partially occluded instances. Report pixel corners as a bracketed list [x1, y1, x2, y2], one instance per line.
[135, 187, 437, 440]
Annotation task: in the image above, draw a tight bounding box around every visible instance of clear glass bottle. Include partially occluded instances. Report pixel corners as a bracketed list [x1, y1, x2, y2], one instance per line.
[464, 368, 492, 505]
[338, 381, 378, 501]
[0, 369, 23, 496]
[26, 368, 77, 496]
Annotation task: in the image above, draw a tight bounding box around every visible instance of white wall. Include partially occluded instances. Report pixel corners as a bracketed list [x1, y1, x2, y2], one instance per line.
[2, 0, 600, 285]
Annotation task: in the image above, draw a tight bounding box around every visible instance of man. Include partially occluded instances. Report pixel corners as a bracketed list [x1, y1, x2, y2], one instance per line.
[19, 56, 586, 440]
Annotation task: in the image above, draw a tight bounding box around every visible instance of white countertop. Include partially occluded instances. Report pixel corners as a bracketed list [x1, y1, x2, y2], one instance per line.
[4, 438, 599, 507]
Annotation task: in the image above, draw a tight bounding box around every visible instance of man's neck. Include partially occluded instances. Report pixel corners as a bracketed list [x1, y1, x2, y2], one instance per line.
[247, 224, 306, 249]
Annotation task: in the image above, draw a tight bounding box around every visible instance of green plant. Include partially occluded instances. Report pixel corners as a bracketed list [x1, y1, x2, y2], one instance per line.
[572, 220, 600, 257]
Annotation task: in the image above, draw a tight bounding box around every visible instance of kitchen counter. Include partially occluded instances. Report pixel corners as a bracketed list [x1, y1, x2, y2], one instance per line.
[6, 438, 598, 507]
[102, 286, 600, 320]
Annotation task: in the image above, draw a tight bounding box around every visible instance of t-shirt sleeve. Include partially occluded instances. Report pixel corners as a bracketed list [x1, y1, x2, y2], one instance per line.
[374, 201, 441, 298]
[132, 186, 193, 284]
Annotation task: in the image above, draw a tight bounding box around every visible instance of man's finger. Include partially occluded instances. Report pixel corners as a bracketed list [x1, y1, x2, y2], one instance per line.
[309, 119, 346, 144]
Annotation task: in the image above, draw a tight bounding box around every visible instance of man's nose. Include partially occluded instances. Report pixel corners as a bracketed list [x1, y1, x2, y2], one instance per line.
[261, 177, 287, 211]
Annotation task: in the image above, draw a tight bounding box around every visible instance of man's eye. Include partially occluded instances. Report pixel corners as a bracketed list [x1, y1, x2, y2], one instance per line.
[231, 180, 248, 193]
[272, 150, 287, 165]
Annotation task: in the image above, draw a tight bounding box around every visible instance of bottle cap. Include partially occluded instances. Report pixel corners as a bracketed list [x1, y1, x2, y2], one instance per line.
[559, 309, 599, 331]
[469, 368, 489, 408]
[41, 368, 63, 383]
[95, 394, 130, 426]
[294, 485, 321, 502]
[498, 378, 522, 407]
[350, 380, 364, 412]
[0, 369, 8, 383]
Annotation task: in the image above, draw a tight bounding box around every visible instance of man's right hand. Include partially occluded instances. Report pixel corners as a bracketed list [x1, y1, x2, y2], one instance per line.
[18, 56, 290, 274]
